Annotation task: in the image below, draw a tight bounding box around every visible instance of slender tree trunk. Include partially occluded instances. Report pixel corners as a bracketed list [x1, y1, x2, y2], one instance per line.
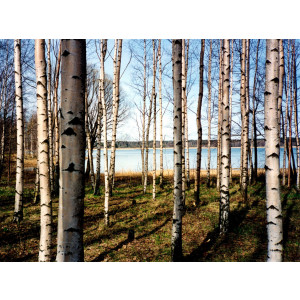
[220, 39, 231, 234]
[141, 39, 147, 186]
[47, 39, 54, 194]
[217, 40, 223, 191]
[158, 39, 164, 189]
[278, 39, 285, 135]
[99, 40, 110, 226]
[94, 85, 102, 195]
[249, 40, 259, 184]
[293, 47, 300, 189]
[288, 41, 294, 188]
[240, 39, 249, 202]
[171, 39, 183, 262]
[56, 39, 86, 262]
[181, 39, 186, 205]
[109, 39, 122, 195]
[13, 39, 24, 223]
[7, 101, 15, 184]
[294, 69, 300, 190]
[207, 40, 212, 187]
[185, 40, 190, 189]
[33, 159, 39, 204]
[265, 39, 282, 262]
[152, 85, 157, 200]
[54, 42, 62, 196]
[229, 39, 233, 184]
[35, 39, 52, 262]
[0, 93, 7, 179]
[252, 40, 260, 182]
[94, 106, 102, 194]
[152, 40, 157, 200]
[283, 40, 290, 186]
[143, 40, 156, 194]
[194, 39, 205, 205]
[85, 87, 95, 190]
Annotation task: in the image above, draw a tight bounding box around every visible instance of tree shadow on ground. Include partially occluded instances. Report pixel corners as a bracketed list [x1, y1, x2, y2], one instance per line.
[183, 204, 251, 262]
[91, 217, 171, 262]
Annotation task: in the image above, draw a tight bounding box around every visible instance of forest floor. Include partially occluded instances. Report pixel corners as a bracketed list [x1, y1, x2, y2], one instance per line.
[0, 157, 299, 262]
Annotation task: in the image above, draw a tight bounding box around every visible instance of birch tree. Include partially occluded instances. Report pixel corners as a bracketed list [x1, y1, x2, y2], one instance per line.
[47, 39, 54, 193]
[194, 39, 205, 205]
[143, 40, 156, 194]
[13, 39, 24, 223]
[171, 39, 183, 262]
[109, 39, 122, 195]
[220, 39, 231, 234]
[292, 47, 300, 189]
[53, 42, 62, 195]
[152, 84, 157, 200]
[184, 40, 190, 189]
[283, 40, 290, 186]
[207, 40, 212, 187]
[35, 39, 52, 262]
[264, 39, 283, 262]
[181, 39, 186, 204]
[152, 40, 157, 200]
[240, 39, 249, 201]
[100, 40, 110, 226]
[158, 39, 164, 188]
[217, 40, 223, 191]
[57, 39, 86, 262]
[288, 41, 294, 188]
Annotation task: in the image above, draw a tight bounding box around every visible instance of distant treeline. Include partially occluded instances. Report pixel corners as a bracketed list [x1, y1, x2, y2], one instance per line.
[97, 138, 297, 149]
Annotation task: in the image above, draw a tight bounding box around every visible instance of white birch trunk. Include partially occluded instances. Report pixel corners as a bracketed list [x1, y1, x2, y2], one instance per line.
[54, 42, 62, 195]
[47, 39, 54, 194]
[207, 40, 212, 187]
[171, 39, 183, 262]
[159, 39, 164, 188]
[100, 40, 110, 226]
[35, 39, 52, 262]
[220, 39, 231, 234]
[143, 40, 156, 194]
[229, 39, 233, 184]
[13, 39, 24, 223]
[56, 39, 86, 262]
[109, 40, 122, 195]
[181, 39, 186, 204]
[184, 40, 190, 188]
[217, 40, 223, 191]
[264, 39, 283, 262]
[194, 39, 205, 204]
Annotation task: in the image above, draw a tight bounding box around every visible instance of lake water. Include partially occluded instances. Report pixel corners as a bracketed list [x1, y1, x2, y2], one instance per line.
[91, 147, 297, 173]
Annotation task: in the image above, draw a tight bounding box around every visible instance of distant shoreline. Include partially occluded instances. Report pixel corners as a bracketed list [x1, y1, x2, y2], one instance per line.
[93, 146, 268, 151]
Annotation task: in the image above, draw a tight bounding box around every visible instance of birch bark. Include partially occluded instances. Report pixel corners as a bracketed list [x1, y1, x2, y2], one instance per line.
[171, 39, 183, 262]
[194, 39, 205, 204]
[13, 39, 24, 223]
[207, 40, 212, 187]
[264, 39, 282, 262]
[35, 39, 52, 262]
[159, 39, 164, 188]
[220, 39, 231, 234]
[56, 39, 86, 262]
[109, 40, 122, 195]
